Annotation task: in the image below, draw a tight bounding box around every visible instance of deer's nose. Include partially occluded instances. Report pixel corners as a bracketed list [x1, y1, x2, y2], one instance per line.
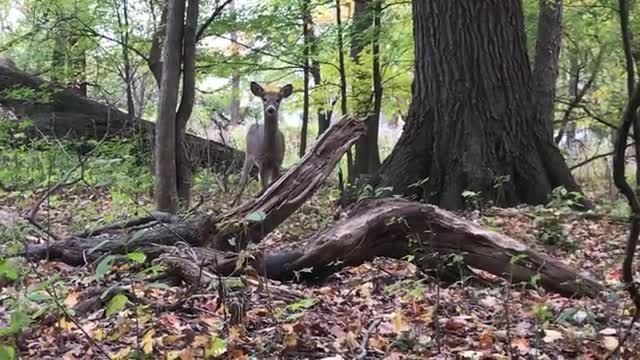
[266, 106, 276, 115]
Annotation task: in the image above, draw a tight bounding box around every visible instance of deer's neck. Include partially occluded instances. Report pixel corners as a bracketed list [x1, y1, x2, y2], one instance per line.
[262, 113, 279, 154]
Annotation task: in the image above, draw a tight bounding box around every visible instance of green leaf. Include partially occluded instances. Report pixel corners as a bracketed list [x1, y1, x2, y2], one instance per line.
[286, 298, 318, 311]
[0, 310, 31, 336]
[0, 259, 19, 281]
[126, 252, 146, 264]
[245, 210, 267, 222]
[106, 294, 128, 317]
[205, 335, 227, 358]
[0, 345, 16, 360]
[95, 255, 116, 279]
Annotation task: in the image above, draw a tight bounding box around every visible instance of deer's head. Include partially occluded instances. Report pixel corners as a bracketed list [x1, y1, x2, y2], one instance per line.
[250, 81, 293, 118]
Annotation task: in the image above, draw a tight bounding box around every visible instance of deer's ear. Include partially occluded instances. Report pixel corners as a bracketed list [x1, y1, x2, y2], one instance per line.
[250, 81, 264, 97]
[280, 84, 293, 98]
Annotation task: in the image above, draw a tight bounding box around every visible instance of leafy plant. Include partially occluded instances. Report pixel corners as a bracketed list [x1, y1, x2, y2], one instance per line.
[357, 184, 393, 201]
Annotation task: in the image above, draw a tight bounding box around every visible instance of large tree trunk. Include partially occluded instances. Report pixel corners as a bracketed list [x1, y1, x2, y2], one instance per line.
[378, 0, 589, 210]
[0, 65, 243, 171]
[532, 0, 563, 138]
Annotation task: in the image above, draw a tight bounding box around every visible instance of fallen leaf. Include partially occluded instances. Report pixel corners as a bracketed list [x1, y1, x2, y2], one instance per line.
[282, 324, 298, 351]
[369, 335, 388, 351]
[141, 329, 155, 354]
[110, 346, 131, 360]
[344, 331, 359, 350]
[542, 329, 563, 343]
[64, 291, 78, 306]
[511, 338, 530, 353]
[392, 311, 409, 334]
[599, 328, 617, 336]
[479, 328, 494, 350]
[92, 328, 104, 341]
[602, 336, 619, 352]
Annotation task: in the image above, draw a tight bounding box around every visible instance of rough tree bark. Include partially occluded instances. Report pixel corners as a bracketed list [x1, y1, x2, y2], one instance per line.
[532, 0, 563, 138]
[0, 65, 243, 171]
[378, 0, 589, 210]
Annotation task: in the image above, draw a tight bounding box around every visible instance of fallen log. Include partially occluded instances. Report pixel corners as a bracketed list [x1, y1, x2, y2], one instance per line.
[19, 116, 366, 262]
[0, 64, 243, 172]
[161, 198, 603, 298]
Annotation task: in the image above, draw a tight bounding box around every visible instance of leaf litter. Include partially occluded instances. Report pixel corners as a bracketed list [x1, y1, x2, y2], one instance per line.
[1, 186, 639, 359]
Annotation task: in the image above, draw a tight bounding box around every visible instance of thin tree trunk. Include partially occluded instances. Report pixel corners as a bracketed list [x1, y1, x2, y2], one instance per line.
[565, 53, 578, 149]
[309, 13, 329, 136]
[114, 0, 136, 121]
[532, 0, 563, 138]
[229, 0, 241, 126]
[369, 0, 382, 173]
[300, 0, 310, 157]
[154, 0, 185, 213]
[175, 0, 199, 209]
[335, 0, 353, 183]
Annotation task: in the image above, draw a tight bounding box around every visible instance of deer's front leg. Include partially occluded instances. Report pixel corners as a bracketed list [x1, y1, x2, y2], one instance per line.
[259, 167, 270, 190]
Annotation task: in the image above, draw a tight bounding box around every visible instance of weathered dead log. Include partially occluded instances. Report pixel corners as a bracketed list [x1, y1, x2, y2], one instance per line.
[200, 115, 366, 251]
[0, 64, 243, 171]
[163, 198, 603, 298]
[19, 116, 366, 262]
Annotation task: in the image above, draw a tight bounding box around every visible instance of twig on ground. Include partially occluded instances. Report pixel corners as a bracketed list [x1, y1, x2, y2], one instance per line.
[355, 317, 382, 360]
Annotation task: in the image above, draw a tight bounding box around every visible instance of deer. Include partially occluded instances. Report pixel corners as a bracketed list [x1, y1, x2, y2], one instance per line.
[234, 81, 293, 204]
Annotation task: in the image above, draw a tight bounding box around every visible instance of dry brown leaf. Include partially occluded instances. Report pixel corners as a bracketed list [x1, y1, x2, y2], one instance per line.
[282, 324, 298, 351]
[511, 338, 530, 353]
[64, 291, 78, 306]
[368, 335, 388, 351]
[192, 335, 209, 347]
[478, 328, 494, 350]
[344, 331, 359, 350]
[542, 329, 563, 343]
[162, 334, 181, 346]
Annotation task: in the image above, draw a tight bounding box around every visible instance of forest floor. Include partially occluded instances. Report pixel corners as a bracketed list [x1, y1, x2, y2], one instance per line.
[1, 182, 639, 360]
